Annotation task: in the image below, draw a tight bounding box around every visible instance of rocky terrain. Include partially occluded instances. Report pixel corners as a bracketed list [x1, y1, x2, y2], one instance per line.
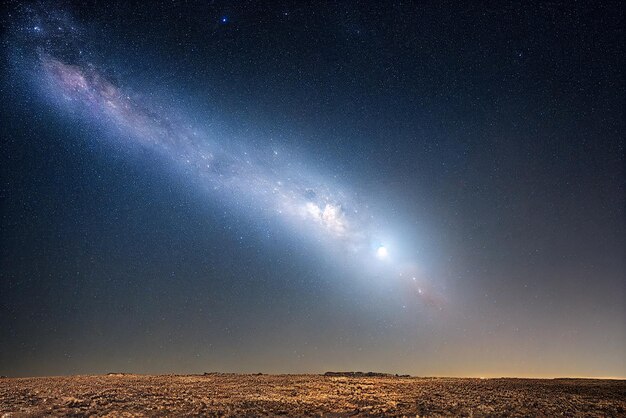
[0, 373, 624, 416]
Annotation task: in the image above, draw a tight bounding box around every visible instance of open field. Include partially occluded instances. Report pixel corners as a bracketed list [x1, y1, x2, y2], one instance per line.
[1, 373, 624, 417]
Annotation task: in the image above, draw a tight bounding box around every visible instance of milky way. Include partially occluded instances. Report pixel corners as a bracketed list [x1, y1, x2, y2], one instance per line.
[40, 54, 378, 254]
[13, 5, 416, 283]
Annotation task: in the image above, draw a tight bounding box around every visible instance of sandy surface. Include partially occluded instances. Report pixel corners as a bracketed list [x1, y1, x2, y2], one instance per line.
[0, 373, 624, 417]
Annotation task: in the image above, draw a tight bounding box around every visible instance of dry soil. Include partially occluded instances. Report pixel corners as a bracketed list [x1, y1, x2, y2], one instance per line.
[0, 373, 624, 417]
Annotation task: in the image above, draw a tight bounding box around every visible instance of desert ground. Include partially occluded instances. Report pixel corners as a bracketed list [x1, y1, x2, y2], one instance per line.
[1, 373, 624, 417]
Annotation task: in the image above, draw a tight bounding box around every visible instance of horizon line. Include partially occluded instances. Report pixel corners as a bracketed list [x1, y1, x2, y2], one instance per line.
[2, 372, 625, 380]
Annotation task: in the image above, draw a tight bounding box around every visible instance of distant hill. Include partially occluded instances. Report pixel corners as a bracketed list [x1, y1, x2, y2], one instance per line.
[323, 371, 411, 378]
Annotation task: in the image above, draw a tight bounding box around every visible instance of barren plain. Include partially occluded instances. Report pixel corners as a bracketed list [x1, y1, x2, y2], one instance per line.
[1, 373, 624, 417]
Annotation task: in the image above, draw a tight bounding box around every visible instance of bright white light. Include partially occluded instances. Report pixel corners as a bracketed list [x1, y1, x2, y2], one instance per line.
[376, 245, 388, 259]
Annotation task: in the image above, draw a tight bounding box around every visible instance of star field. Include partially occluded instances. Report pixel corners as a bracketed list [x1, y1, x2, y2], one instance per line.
[0, 1, 623, 378]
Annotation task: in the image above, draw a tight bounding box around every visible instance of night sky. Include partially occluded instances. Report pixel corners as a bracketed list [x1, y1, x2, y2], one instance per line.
[1, 1, 624, 378]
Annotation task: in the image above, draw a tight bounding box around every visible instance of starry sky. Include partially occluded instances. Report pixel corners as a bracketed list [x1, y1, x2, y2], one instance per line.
[1, 1, 624, 378]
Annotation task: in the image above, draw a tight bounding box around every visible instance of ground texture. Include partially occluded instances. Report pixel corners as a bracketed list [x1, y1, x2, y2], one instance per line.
[1, 374, 624, 417]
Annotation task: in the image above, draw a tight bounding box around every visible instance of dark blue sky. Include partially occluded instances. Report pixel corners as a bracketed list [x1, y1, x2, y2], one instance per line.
[1, 1, 624, 377]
